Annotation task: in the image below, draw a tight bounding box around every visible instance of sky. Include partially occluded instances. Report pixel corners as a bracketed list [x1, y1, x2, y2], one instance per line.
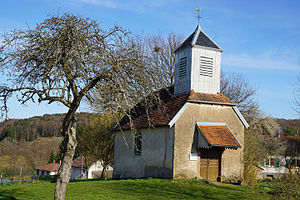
[0, 0, 300, 120]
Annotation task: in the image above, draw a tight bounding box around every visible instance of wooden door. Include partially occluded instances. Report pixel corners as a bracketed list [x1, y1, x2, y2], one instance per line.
[199, 148, 222, 181]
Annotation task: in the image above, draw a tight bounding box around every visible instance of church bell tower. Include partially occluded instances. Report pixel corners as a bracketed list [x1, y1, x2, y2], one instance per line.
[174, 22, 223, 96]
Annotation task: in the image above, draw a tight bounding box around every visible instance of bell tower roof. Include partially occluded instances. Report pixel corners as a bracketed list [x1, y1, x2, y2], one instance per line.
[175, 25, 222, 53]
[174, 24, 223, 96]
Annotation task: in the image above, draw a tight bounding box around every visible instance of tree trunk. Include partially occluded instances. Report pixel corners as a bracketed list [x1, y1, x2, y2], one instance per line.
[100, 163, 107, 179]
[54, 116, 78, 200]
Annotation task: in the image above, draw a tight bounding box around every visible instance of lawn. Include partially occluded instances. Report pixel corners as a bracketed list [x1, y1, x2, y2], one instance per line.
[0, 179, 272, 200]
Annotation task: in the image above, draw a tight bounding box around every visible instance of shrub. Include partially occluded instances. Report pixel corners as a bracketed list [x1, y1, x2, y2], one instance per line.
[270, 171, 300, 200]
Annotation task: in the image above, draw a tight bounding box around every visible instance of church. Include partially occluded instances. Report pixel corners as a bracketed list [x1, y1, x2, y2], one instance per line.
[112, 23, 248, 181]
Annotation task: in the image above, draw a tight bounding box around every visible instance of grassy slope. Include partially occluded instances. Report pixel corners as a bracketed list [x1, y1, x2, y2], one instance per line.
[0, 179, 271, 200]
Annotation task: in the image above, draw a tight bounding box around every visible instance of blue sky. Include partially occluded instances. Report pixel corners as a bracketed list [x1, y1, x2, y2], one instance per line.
[1, 0, 300, 119]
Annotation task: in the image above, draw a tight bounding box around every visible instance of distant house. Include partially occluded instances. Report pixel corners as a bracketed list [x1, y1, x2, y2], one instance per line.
[70, 156, 87, 179]
[36, 156, 112, 179]
[260, 136, 300, 178]
[87, 160, 113, 179]
[35, 161, 60, 177]
[70, 156, 113, 179]
[112, 24, 248, 181]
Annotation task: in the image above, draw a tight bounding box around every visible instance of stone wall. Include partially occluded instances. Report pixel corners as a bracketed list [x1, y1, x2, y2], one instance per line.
[113, 127, 174, 179]
[173, 103, 244, 179]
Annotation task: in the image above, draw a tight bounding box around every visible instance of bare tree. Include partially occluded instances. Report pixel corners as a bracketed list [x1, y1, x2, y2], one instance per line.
[89, 32, 184, 115]
[0, 13, 155, 200]
[76, 113, 117, 178]
[293, 76, 300, 114]
[243, 113, 286, 185]
[133, 32, 184, 89]
[220, 71, 258, 118]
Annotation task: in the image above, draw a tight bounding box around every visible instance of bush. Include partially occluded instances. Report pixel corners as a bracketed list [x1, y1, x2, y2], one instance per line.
[270, 172, 300, 200]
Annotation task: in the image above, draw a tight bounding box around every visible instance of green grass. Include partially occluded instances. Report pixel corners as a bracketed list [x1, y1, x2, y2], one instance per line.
[0, 179, 272, 200]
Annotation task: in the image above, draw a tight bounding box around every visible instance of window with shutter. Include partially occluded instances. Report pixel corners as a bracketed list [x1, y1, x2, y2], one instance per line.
[179, 57, 187, 79]
[134, 132, 142, 155]
[200, 56, 213, 77]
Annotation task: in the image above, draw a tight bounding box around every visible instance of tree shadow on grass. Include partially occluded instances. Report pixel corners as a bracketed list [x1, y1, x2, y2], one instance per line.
[100, 179, 269, 200]
[0, 188, 34, 200]
[102, 179, 221, 200]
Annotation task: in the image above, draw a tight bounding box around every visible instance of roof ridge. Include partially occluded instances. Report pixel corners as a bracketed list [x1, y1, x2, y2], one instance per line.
[217, 92, 233, 103]
[188, 90, 196, 100]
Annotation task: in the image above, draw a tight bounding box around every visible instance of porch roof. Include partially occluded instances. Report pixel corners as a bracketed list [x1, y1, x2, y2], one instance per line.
[196, 122, 241, 149]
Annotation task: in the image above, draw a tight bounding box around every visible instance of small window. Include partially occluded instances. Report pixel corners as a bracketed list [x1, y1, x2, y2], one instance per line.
[200, 56, 213, 77]
[179, 57, 187, 79]
[265, 158, 270, 166]
[134, 132, 142, 155]
[291, 159, 300, 168]
[267, 158, 280, 168]
[296, 159, 300, 168]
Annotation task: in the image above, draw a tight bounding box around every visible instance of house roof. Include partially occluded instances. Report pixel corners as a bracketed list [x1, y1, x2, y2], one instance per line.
[280, 136, 300, 141]
[197, 122, 241, 148]
[115, 86, 234, 130]
[72, 156, 87, 168]
[175, 25, 222, 53]
[36, 163, 60, 172]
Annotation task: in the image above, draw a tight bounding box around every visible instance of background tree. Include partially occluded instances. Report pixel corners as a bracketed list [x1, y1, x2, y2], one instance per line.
[138, 32, 184, 88]
[0, 13, 156, 200]
[293, 76, 300, 113]
[243, 114, 286, 185]
[76, 113, 118, 178]
[48, 151, 57, 164]
[282, 136, 300, 170]
[220, 71, 258, 118]
[283, 125, 295, 136]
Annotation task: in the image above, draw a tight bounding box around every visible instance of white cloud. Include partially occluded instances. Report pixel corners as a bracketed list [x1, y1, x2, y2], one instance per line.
[70, 0, 172, 12]
[223, 51, 300, 71]
[75, 0, 117, 8]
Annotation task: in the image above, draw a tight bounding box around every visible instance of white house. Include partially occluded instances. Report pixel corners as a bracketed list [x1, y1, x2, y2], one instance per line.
[36, 157, 112, 179]
[70, 156, 113, 179]
[260, 136, 300, 178]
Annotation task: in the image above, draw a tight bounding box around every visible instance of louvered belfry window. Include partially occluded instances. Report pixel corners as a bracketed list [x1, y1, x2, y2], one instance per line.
[200, 56, 213, 77]
[179, 57, 187, 78]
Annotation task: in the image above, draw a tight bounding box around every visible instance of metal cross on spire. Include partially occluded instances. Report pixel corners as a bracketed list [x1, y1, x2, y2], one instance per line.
[196, 8, 201, 25]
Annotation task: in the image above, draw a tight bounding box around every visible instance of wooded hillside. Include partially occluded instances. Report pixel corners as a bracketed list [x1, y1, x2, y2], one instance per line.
[0, 113, 93, 142]
[0, 113, 94, 177]
[277, 118, 300, 135]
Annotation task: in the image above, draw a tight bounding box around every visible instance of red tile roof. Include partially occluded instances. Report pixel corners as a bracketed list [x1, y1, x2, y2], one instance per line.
[198, 125, 240, 148]
[72, 156, 87, 168]
[36, 163, 60, 172]
[280, 136, 300, 141]
[116, 86, 233, 130]
[189, 90, 232, 103]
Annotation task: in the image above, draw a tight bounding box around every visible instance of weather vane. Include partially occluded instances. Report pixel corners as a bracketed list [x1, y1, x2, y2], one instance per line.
[196, 8, 201, 25]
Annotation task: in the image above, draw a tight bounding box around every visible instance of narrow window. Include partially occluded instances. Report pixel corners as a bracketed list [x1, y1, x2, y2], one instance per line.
[270, 158, 275, 167]
[200, 56, 213, 77]
[179, 57, 187, 79]
[275, 159, 279, 168]
[134, 132, 142, 155]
